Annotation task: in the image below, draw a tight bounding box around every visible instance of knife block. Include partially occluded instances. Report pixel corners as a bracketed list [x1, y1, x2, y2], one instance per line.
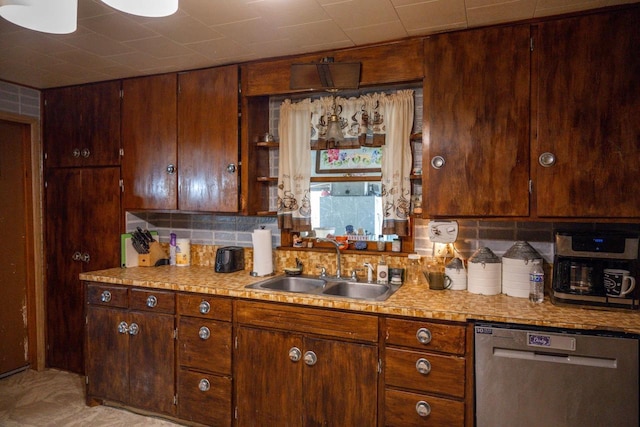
[138, 242, 167, 267]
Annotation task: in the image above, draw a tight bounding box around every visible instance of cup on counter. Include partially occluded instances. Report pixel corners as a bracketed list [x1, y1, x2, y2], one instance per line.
[424, 257, 452, 290]
[604, 269, 636, 298]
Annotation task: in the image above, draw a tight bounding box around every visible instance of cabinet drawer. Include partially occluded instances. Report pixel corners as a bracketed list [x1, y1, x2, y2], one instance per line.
[384, 318, 466, 355]
[130, 288, 175, 314]
[177, 368, 231, 427]
[177, 293, 232, 321]
[385, 348, 465, 398]
[178, 317, 232, 374]
[236, 300, 378, 342]
[86, 283, 128, 308]
[384, 388, 464, 427]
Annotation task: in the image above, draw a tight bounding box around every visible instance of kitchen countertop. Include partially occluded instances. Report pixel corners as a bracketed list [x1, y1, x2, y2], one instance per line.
[80, 266, 640, 334]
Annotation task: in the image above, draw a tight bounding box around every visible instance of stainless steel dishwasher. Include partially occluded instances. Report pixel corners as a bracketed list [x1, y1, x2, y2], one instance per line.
[474, 322, 639, 427]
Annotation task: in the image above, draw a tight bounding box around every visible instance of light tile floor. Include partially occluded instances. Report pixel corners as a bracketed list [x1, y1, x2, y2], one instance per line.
[0, 369, 183, 426]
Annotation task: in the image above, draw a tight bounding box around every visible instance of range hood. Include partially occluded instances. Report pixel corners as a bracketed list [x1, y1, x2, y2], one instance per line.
[290, 58, 361, 91]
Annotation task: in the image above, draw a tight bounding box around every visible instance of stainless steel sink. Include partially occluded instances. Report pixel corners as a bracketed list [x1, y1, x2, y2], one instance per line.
[246, 275, 400, 301]
[247, 275, 326, 293]
[321, 281, 391, 300]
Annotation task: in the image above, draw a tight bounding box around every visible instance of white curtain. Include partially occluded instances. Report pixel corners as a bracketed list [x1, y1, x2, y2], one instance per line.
[278, 90, 414, 236]
[380, 89, 414, 236]
[277, 99, 312, 232]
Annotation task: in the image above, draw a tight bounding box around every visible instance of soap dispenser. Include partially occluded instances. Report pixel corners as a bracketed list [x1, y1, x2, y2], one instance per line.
[377, 256, 388, 284]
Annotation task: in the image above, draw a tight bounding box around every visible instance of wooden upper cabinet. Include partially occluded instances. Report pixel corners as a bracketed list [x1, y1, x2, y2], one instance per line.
[423, 25, 531, 217]
[121, 73, 178, 210]
[178, 66, 239, 212]
[534, 7, 640, 218]
[242, 38, 424, 96]
[44, 80, 121, 168]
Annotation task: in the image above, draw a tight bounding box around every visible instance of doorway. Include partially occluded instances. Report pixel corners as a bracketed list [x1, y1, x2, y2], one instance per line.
[0, 114, 44, 376]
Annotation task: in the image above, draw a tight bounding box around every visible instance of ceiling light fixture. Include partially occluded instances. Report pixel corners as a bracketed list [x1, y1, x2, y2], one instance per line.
[0, 0, 77, 34]
[101, 0, 178, 17]
[326, 92, 344, 145]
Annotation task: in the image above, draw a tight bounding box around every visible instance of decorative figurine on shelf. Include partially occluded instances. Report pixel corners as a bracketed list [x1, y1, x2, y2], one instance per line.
[345, 225, 355, 235]
[292, 234, 303, 248]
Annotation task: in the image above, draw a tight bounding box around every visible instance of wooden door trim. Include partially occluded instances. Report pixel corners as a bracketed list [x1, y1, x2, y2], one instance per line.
[0, 111, 44, 371]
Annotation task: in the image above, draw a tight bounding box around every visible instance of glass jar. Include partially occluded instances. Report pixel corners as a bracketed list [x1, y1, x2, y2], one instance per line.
[392, 238, 401, 252]
[407, 254, 422, 285]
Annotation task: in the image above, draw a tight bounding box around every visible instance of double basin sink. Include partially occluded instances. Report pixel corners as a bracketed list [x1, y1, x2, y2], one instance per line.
[246, 275, 401, 302]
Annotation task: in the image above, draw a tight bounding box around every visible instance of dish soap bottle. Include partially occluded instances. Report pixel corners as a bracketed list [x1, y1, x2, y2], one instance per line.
[529, 259, 544, 303]
[377, 256, 388, 284]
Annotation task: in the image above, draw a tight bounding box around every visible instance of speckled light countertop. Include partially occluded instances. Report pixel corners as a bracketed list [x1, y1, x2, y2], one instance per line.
[80, 266, 640, 334]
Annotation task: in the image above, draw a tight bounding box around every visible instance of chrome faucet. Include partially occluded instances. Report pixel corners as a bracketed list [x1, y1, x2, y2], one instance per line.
[316, 238, 342, 279]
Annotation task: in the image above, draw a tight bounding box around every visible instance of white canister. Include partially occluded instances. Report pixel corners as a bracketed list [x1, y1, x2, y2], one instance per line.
[467, 247, 501, 295]
[502, 241, 542, 298]
[175, 238, 191, 266]
[445, 258, 467, 290]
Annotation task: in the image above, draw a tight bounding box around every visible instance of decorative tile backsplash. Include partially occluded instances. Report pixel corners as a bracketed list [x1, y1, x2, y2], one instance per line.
[128, 211, 640, 268]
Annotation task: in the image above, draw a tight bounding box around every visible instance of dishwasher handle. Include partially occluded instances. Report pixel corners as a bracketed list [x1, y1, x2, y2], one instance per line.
[494, 348, 618, 369]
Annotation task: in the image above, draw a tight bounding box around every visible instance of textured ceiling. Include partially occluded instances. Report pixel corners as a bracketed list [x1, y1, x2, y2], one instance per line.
[0, 0, 636, 89]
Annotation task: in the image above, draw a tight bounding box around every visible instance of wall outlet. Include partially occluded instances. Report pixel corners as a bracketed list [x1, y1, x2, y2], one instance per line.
[428, 221, 459, 243]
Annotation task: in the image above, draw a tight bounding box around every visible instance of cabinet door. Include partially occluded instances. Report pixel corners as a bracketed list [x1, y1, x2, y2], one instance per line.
[128, 310, 176, 415]
[423, 25, 530, 217]
[235, 327, 303, 427]
[122, 74, 178, 210]
[45, 168, 84, 372]
[178, 66, 239, 212]
[303, 337, 378, 427]
[44, 81, 121, 168]
[535, 8, 640, 218]
[86, 305, 129, 403]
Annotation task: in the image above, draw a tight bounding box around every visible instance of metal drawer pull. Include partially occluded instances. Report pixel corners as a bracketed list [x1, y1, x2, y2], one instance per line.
[128, 322, 139, 336]
[72, 148, 81, 158]
[303, 350, 317, 366]
[100, 290, 112, 303]
[198, 379, 210, 392]
[198, 326, 211, 340]
[538, 152, 556, 167]
[416, 401, 431, 417]
[117, 321, 128, 334]
[199, 300, 211, 314]
[81, 252, 90, 263]
[146, 295, 158, 308]
[416, 358, 432, 375]
[430, 155, 445, 169]
[416, 328, 432, 345]
[289, 347, 301, 362]
[166, 164, 176, 174]
[81, 148, 90, 158]
[226, 163, 236, 173]
[72, 251, 82, 261]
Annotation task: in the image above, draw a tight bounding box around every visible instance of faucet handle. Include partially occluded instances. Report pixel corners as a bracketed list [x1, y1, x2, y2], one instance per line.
[316, 265, 327, 278]
[350, 268, 362, 281]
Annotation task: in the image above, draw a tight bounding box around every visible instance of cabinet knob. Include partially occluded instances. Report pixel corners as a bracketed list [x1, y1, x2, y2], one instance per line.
[146, 295, 158, 308]
[81, 148, 91, 158]
[117, 321, 129, 334]
[226, 163, 237, 173]
[166, 164, 176, 174]
[416, 327, 432, 345]
[199, 300, 211, 314]
[289, 347, 301, 362]
[430, 156, 445, 169]
[198, 326, 211, 340]
[416, 401, 431, 417]
[72, 148, 81, 158]
[303, 350, 318, 366]
[128, 322, 139, 336]
[198, 378, 210, 392]
[538, 152, 556, 167]
[416, 358, 432, 375]
[100, 290, 112, 303]
[72, 251, 82, 262]
[81, 252, 91, 263]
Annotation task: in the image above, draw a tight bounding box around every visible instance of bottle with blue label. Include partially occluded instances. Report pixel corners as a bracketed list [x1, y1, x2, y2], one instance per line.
[529, 259, 544, 303]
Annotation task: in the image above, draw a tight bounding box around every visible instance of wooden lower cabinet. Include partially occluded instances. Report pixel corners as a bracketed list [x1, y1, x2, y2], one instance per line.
[381, 317, 469, 426]
[176, 293, 233, 426]
[85, 283, 176, 416]
[235, 300, 379, 427]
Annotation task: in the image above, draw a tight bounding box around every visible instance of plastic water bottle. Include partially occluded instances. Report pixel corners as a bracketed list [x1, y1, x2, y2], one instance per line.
[529, 259, 544, 303]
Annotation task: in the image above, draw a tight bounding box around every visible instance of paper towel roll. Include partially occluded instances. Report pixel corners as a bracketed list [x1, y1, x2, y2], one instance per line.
[252, 229, 273, 276]
[175, 238, 191, 266]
